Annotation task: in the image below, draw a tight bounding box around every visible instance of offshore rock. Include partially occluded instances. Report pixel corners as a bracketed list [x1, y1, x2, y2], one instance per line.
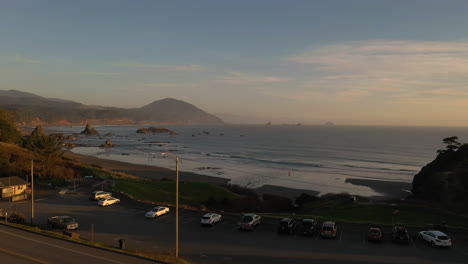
[136, 127, 177, 135]
[81, 124, 99, 135]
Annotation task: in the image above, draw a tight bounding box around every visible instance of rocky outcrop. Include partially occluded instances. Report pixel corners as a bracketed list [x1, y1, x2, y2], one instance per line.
[100, 139, 114, 147]
[412, 144, 468, 210]
[31, 125, 46, 137]
[136, 127, 177, 135]
[80, 124, 99, 135]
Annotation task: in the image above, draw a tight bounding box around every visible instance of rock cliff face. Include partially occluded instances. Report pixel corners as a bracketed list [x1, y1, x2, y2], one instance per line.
[0, 90, 223, 125]
[412, 144, 468, 210]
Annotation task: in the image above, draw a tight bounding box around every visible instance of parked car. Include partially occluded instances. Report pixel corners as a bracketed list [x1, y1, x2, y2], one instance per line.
[90, 191, 112, 201]
[299, 219, 317, 236]
[238, 214, 261, 231]
[200, 213, 222, 226]
[277, 218, 297, 234]
[392, 225, 410, 244]
[48, 215, 79, 230]
[418, 230, 452, 248]
[98, 197, 120, 206]
[368, 227, 383, 242]
[320, 221, 337, 238]
[145, 206, 170, 218]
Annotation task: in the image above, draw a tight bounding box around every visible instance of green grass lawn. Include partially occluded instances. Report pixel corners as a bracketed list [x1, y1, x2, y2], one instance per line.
[112, 178, 241, 206]
[282, 199, 468, 229]
[112, 177, 468, 229]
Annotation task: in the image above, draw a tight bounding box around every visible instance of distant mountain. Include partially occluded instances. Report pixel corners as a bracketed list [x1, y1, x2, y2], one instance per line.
[0, 90, 223, 125]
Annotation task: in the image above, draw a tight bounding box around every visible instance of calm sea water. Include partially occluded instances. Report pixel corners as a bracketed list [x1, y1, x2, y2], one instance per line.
[46, 125, 468, 196]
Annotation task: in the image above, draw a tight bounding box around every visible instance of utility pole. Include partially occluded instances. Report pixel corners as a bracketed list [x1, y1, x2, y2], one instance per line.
[31, 160, 34, 224]
[162, 152, 180, 261]
[175, 156, 179, 261]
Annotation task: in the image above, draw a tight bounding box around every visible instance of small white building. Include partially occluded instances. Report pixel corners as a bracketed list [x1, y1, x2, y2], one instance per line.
[0, 176, 28, 201]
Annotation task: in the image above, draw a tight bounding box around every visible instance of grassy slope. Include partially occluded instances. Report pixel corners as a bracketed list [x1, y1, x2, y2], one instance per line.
[113, 178, 241, 206]
[287, 199, 468, 229]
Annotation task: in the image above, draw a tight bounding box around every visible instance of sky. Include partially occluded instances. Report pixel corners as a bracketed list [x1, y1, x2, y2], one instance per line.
[1, 0, 468, 126]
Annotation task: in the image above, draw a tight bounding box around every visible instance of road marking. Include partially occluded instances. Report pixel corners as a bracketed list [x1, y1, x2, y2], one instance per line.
[0, 247, 48, 264]
[0, 229, 127, 264]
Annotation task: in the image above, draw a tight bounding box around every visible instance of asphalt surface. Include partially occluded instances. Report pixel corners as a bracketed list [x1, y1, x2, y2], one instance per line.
[1, 194, 468, 264]
[0, 224, 163, 264]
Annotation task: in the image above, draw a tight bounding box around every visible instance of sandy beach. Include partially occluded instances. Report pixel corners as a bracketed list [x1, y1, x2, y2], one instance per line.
[64, 150, 410, 200]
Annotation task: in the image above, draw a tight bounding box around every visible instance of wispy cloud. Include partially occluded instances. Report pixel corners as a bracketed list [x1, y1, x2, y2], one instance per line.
[118, 62, 207, 72]
[142, 83, 200, 88]
[71, 72, 118, 76]
[12, 54, 41, 64]
[213, 71, 289, 85]
[287, 40, 468, 103]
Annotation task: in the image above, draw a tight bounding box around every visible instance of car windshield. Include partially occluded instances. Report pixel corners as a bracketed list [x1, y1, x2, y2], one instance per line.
[62, 218, 74, 223]
[280, 221, 289, 227]
[370, 230, 380, 234]
[438, 236, 449, 240]
[202, 216, 211, 220]
[152, 208, 160, 212]
[302, 221, 312, 226]
[323, 226, 333, 231]
[241, 216, 253, 223]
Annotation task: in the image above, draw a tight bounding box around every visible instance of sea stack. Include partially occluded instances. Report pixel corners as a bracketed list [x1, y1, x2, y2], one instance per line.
[81, 123, 99, 135]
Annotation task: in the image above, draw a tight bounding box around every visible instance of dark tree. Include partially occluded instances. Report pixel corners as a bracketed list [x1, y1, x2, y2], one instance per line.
[438, 136, 462, 154]
[0, 107, 22, 143]
[24, 125, 63, 177]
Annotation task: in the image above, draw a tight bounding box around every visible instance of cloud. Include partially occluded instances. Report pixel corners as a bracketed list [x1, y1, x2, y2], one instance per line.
[71, 72, 117, 76]
[287, 40, 468, 103]
[118, 62, 207, 72]
[12, 54, 41, 64]
[142, 83, 200, 88]
[213, 71, 289, 85]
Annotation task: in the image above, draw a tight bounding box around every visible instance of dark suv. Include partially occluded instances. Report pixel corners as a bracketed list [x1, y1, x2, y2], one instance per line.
[392, 224, 410, 244]
[299, 219, 317, 236]
[277, 218, 297, 234]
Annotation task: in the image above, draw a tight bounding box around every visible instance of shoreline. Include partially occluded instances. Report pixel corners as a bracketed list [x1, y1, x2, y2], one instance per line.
[64, 150, 410, 200]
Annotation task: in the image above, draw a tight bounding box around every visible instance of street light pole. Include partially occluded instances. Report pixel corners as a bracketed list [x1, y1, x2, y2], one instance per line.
[162, 152, 180, 261]
[31, 160, 34, 224]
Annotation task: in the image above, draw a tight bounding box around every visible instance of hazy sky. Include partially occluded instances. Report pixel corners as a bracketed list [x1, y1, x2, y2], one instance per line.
[1, 0, 468, 126]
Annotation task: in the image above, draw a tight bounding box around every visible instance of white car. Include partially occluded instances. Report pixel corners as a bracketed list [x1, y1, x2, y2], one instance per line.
[145, 206, 170, 218]
[90, 191, 112, 200]
[418, 230, 452, 248]
[238, 214, 261, 231]
[98, 197, 120, 206]
[201, 213, 222, 226]
[320, 221, 338, 238]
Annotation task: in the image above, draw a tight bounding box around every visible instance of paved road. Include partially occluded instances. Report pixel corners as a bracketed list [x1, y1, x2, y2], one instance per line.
[1, 194, 468, 264]
[0, 224, 162, 264]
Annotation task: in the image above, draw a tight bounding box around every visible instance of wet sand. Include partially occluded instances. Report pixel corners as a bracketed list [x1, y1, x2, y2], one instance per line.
[64, 151, 409, 200]
[344, 178, 412, 198]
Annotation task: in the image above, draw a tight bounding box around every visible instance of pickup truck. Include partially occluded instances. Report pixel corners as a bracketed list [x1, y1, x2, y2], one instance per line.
[47, 216, 79, 230]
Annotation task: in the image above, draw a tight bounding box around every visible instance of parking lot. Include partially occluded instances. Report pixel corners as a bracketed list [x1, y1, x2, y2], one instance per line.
[1, 193, 467, 264]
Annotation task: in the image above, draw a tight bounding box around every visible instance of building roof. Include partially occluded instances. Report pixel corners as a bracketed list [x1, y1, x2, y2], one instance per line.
[0, 176, 28, 188]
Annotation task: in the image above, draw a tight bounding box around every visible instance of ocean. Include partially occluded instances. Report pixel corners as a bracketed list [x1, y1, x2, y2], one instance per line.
[46, 125, 468, 197]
